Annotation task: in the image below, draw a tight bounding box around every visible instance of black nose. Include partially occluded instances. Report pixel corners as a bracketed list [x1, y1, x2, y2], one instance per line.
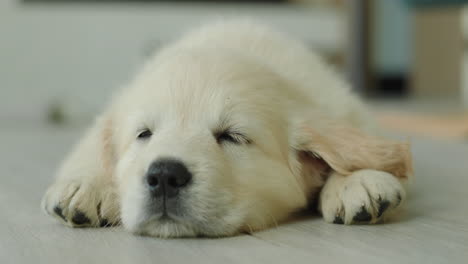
[146, 159, 192, 198]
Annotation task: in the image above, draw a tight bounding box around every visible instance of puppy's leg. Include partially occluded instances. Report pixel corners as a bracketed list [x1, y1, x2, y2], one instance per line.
[41, 116, 119, 227]
[319, 170, 405, 224]
[295, 119, 412, 224]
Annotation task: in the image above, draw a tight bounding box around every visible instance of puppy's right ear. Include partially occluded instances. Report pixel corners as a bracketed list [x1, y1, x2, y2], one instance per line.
[291, 117, 413, 180]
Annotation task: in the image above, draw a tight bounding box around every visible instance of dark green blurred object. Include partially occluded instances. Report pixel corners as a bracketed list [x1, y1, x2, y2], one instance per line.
[47, 102, 67, 125]
[406, 0, 468, 8]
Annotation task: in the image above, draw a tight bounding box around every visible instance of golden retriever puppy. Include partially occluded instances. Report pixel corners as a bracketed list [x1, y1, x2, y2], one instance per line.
[41, 20, 412, 238]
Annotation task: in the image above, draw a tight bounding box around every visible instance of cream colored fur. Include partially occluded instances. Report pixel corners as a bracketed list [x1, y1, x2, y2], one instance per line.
[41, 20, 412, 238]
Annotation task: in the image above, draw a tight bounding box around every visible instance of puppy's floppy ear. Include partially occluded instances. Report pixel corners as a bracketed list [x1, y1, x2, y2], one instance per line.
[293, 119, 413, 179]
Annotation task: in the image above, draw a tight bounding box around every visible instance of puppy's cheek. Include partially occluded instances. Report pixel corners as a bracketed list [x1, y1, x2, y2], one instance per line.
[115, 155, 149, 232]
[233, 158, 308, 231]
[120, 189, 147, 233]
[180, 179, 242, 236]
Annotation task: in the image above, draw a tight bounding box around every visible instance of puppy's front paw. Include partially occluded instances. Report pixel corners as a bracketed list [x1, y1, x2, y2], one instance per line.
[319, 170, 405, 225]
[41, 177, 120, 227]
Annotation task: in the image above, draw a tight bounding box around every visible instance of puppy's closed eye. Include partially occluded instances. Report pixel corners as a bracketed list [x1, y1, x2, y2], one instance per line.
[137, 129, 153, 140]
[215, 130, 251, 145]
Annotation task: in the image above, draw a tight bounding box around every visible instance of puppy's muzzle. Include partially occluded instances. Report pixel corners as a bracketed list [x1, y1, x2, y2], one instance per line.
[146, 158, 192, 199]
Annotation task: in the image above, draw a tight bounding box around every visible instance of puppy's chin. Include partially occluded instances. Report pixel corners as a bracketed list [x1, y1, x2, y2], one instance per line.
[132, 217, 198, 238]
[127, 215, 239, 238]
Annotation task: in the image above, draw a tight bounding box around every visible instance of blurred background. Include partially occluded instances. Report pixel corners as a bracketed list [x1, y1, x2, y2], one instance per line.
[1, 0, 467, 141]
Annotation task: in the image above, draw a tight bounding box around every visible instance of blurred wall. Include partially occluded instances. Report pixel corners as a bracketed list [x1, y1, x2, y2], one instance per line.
[463, 6, 468, 106]
[373, 0, 411, 76]
[0, 0, 343, 124]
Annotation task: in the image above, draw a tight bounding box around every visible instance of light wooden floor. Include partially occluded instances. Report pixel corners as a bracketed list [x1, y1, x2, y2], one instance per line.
[1, 124, 467, 264]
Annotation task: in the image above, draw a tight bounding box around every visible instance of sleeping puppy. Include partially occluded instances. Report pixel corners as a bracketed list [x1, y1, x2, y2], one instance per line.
[41, 20, 412, 238]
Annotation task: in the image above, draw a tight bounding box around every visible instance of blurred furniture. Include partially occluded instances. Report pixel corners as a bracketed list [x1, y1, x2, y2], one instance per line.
[412, 6, 463, 97]
[346, 0, 372, 94]
[406, 0, 468, 106]
[350, 0, 468, 103]
[371, 0, 412, 97]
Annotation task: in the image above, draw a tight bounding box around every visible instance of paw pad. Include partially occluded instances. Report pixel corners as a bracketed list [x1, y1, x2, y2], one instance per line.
[53, 206, 66, 221]
[71, 210, 91, 225]
[333, 216, 344, 225]
[352, 206, 372, 222]
[377, 199, 391, 217]
[99, 219, 110, 227]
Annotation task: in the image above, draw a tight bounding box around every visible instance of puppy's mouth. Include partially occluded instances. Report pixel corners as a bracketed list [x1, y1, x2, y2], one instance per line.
[133, 191, 230, 238]
[144, 210, 184, 225]
[134, 189, 199, 237]
[135, 202, 200, 238]
[147, 196, 188, 223]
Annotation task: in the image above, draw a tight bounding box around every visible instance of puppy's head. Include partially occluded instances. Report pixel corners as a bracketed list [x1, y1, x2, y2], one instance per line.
[101, 50, 411, 237]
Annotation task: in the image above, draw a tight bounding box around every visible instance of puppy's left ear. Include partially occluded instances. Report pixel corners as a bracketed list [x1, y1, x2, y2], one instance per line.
[292, 119, 413, 179]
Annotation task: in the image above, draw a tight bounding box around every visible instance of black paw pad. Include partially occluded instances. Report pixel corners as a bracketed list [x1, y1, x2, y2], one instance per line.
[71, 210, 91, 225]
[353, 206, 372, 222]
[100, 219, 109, 227]
[53, 206, 66, 221]
[377, 200, 391, 217]
[333, 216, 344, 224]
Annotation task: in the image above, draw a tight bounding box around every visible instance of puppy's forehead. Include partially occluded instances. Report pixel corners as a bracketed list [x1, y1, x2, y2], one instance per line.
[129, 50, 283, 126]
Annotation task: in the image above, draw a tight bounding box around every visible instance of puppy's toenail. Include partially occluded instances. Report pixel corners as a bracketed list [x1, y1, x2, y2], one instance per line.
[71, 210, 91, 225]
[377, 200, 391, 217]
[333, 216, 344, 224]
[353, 206, 372, 222]
[53, 206, 66, 221]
